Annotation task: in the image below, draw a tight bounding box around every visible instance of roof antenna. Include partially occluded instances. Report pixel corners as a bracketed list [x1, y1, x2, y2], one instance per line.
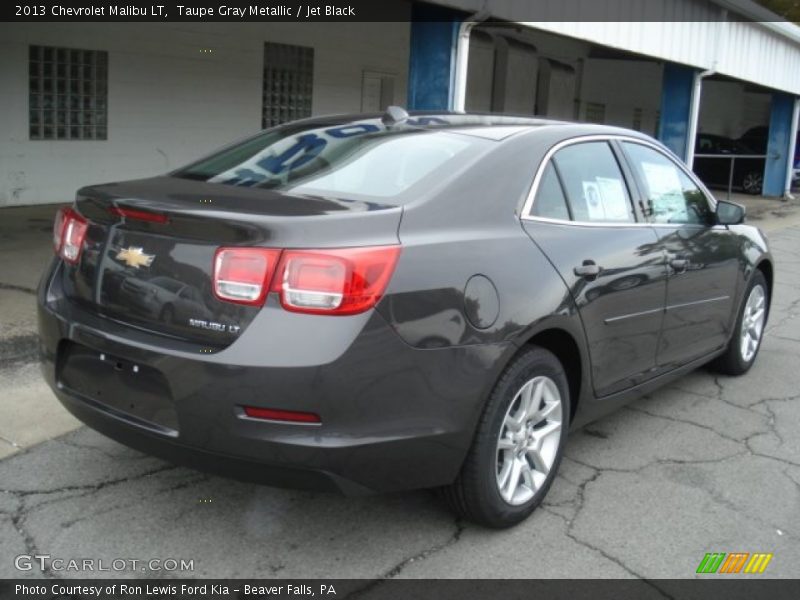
[382, 105, 409, 128]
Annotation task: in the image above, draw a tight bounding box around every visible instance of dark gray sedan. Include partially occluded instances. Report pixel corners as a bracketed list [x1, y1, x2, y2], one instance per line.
[38, 110, 772, 527]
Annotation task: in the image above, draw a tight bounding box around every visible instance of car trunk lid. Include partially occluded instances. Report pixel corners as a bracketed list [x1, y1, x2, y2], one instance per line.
[61, 176, 402, 347]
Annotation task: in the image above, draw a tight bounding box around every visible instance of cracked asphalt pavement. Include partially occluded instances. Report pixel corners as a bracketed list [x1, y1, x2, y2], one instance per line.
[1, 225, 800, 580]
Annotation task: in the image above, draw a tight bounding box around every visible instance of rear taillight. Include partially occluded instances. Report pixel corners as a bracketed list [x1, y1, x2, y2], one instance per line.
[53, 206, 68, 253]
[213, 247, 282, 306]
[212, 245, 400, 315]
[274, 246, 401, 315]
[53, 207, 88, 264]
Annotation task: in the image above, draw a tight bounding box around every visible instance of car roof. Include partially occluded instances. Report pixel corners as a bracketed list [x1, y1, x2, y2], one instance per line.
[287, 110, 654, 143]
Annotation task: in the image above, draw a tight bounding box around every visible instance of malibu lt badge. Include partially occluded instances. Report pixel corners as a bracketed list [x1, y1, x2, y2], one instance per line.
[188, 318, 241, 335]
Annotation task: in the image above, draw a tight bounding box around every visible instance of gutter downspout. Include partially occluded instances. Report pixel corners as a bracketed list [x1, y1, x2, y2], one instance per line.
[784, 97, 800, 199]
[686, 68, 715, 169]
[452, 12, 489, 112]
[686, 9, 726, 169]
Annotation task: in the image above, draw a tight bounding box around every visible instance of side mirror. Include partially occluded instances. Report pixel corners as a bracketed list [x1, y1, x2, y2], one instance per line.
[715, 199, 745, 225]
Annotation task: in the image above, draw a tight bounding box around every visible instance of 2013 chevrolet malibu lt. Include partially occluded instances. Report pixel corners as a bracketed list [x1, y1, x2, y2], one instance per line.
[38, 110, 772, 527]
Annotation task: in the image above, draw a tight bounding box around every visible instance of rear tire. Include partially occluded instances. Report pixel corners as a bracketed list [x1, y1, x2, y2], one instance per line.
[711, 270, 768, 375]
[441, 346, 570, 528]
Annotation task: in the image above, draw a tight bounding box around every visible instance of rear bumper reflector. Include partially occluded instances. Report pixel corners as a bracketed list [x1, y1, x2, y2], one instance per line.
[241, 406, 321, 424]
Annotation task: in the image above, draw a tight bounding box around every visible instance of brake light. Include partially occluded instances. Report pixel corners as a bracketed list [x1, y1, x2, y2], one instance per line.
[213, 247, 282, 306]
[53, 207, 88, 264]
[274, 246, 400, 315]
[242, 406, 321, 424]
[109, 206, 169, 224]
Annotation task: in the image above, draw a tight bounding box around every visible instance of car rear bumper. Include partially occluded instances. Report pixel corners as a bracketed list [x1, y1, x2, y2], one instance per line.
[37, 260, 511, 494]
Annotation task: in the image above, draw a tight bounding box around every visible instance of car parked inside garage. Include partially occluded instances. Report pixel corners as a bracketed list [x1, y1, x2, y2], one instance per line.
[737, 125, 800, 191]
[692, 133, 765, 195]
[39, 111, 773, 527]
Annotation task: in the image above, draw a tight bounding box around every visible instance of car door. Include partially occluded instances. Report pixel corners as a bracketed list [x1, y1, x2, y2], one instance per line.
[620, 141, 741, 369]
[521, 139, 667, 397]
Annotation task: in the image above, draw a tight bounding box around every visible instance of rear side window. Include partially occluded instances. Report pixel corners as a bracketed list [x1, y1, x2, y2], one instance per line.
[552, 142, 635, 223]
[531, 163, 570, 220]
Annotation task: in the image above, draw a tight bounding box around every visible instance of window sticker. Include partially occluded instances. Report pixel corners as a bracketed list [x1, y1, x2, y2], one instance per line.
[582, 181, 605, 220]
[641, 161, 681, 195]
[582, 178, 629, 221]
[596, 177, 630, 221]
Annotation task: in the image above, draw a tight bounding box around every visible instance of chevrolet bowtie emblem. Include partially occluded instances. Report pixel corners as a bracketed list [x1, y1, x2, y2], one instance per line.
[116, 247, 155, 269]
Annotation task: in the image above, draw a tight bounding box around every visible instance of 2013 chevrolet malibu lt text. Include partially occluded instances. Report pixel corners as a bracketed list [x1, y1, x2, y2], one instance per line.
[38, 110, 773, 527]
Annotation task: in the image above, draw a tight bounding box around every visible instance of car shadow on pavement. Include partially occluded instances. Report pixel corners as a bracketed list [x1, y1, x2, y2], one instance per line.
[0, 424, 469, 579]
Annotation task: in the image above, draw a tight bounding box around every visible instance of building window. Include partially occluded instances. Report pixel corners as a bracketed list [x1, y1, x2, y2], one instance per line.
[262, 42, 314, 129]
[29, 45, 108, 140]
[585, 102, 606, 124]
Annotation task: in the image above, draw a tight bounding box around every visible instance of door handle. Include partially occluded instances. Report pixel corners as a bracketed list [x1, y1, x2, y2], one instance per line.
[574, 260, 602, 280]
[669, 258, 689, 273]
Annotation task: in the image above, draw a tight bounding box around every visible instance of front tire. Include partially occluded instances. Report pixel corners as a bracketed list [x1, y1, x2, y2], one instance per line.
[741, 171, 763, 195]
[711, 270, 768, 375]
[441, 346, 569, 528]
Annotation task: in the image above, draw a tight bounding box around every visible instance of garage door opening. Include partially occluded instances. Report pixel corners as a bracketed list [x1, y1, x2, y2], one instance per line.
[694, 76, 772, 196]
[463, 24, 664, 136]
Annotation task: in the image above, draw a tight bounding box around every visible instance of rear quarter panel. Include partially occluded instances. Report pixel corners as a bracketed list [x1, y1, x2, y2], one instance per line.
[377, 130, 592, 425]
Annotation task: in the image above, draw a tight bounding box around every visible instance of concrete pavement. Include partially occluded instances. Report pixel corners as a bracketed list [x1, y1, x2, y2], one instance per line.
[0, 197, 799, 579]
[0, 203, 79, 460]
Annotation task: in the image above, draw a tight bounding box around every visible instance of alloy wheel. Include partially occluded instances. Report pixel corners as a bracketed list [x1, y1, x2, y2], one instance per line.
[742, 172, 763, 194]
[495, 376, 563, 506]
[740, 284, 766, 362]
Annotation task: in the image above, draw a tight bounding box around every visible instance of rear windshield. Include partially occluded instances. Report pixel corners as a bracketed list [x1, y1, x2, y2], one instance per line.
[172, 119, 492, 201]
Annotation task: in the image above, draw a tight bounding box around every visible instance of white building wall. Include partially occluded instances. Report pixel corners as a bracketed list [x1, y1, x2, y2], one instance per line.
[466, 27, 590, 114]
[0, 20, 410, 206]
[464, 27, 663, 132]
[715, 19, 800, 96]
[440, 0, 800, 95]
[518, 18, 800, 96]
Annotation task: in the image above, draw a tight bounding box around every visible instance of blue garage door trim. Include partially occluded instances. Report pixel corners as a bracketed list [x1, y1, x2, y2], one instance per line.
[407, 4, 463, 111]
[763, 92, 796, 197]
[658, 63, 696, 162]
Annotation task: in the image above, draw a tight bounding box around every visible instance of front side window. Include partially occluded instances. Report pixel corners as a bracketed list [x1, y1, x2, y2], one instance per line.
[623, 142, 711, 225]
[551, 142, 635, 223]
